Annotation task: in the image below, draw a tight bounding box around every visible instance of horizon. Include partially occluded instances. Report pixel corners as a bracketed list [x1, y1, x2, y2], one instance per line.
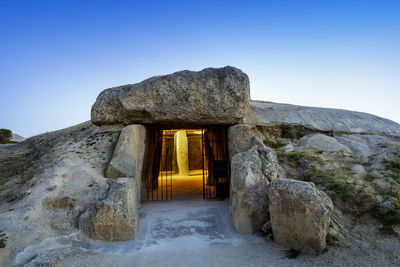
[1, 0, 399, 137]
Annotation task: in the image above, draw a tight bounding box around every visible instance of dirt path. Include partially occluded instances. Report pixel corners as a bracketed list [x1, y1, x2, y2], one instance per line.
[16, 199, 400, 266]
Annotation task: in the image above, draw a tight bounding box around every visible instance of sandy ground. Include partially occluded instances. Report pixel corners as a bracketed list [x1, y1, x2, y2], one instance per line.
[148, 170, 205, 200]
[17, 199, 400, 267]
[1, 122, 400, 266]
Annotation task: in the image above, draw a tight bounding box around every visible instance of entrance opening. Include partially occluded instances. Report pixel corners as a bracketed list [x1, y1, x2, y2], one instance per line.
[143, 127, 229, 201]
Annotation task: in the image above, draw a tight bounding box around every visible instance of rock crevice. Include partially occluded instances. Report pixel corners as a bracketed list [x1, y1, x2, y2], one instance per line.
[230, 136, 279, 234]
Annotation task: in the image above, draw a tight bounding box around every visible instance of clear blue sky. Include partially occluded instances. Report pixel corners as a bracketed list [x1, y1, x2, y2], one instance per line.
[1, 0, 399, 137]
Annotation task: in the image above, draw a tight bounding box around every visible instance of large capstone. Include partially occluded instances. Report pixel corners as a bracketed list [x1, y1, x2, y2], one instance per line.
[91, 66, 250, 125]
[230, 137, 279, 234]
[268, 178, 334, 254]
[79, 178, 139, 241]
[106, 124, 146, 180]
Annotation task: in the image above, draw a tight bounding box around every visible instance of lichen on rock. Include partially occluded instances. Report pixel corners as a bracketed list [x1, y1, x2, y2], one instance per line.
[79, 178, 139, 241]
[91, 66, 250, 126]
[268, 178, 334, 254]
[230, 137, 279, 234]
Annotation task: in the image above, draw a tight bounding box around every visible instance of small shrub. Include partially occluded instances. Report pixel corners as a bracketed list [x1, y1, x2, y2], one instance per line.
[370, 200, 400, 224]
[0, 231, 7, 248]
[297, 166, 382, 217]
[382, 159, 400, 183]
[326, 232, 339, 246]
[263, 137, 286, 149]
[0, 128, 13, 144]
[278, 149, 324, 166]
[365, 173, 379, 182]
[383, 159, 400, 170]
[279, 149, 400, 224]
[280, 125, 292, 138]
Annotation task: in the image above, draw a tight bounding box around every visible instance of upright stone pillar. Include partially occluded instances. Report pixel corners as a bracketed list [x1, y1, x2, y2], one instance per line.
[175, 131, 189, 176]
[228, 124, 252, 160]
[105, 124, 146, 187]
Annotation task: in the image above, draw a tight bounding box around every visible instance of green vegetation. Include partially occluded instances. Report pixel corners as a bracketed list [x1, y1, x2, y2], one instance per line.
[279, 124, 306, 139]
[0, 128, 16, 144]
[326, 232, 339, 246]
[263, 137, 286, 149]
[382, 159, 400, 183]
[370, 197, 400, 224]
[0, 230, 7, 248]
[277, 149, 400, 224]
[298, 166, 359, 200]
[277, 149, 325, 166]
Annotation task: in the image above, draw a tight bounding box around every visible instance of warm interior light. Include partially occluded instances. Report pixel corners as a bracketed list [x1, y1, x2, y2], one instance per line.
[175, 130, 189, 176]
[189, 130, 203, 135]
[156, 129, 205, 199]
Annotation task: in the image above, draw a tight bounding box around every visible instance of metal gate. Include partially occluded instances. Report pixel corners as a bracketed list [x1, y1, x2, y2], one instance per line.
[143, 127, 229, 201]
[143, 128, 173, 201]
[202, 128, 229, 199]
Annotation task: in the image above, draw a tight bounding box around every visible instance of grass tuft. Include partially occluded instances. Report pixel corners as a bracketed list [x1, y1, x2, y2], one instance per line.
[0, 231, 7, 248]
[382, 159, 400, 183]
[326, 232, 339, 246]
[278, 149, 325, 166]
[278, 149, 400, 224]
[263, 137, 286, 149]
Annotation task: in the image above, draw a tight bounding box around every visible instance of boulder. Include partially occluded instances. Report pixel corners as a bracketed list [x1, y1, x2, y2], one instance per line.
[91, 66, 250, 126]
[79, 178, 139, 241]
[268, 178, 333, 254]
[299, 134, 351, 153]
[228, 124, 252, 159]
[230, 137, 279, 234]
[245, 101, 400, 136]
[106, 124, 146, 182]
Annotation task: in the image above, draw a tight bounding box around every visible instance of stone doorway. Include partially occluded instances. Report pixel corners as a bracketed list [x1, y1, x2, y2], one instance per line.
[143, 126, 230, 201]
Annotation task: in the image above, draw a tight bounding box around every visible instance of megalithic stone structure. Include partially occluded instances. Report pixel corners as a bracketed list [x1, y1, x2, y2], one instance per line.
[175, 131, 189, 176]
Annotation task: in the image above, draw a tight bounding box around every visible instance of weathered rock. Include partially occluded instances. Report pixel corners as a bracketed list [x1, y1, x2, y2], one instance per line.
[268, 178, 334, 254]
[245, 101, 400, 136]
[335, 134, 400, 165]
[79, 178, 139, 241]
[299, 134, 351, 153]
[230, 137, 279, 234]
[378, 200, 396, 214]
[228, 124, 252, 159]
[106, 125, 146, 181]
[99, 124, 125, 133]
[91, 66, 250, 126]
[351, 164, 367, 179]
[283, 143, 295, 152]
[297, 157, 310, 169]
[373, 178, 392, 194]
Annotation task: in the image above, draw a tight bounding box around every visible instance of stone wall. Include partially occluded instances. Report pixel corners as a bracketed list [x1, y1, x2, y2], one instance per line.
[82, 124, 147, 242]
[105, 125, 147, 186]
[79, 178, 139, 241]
